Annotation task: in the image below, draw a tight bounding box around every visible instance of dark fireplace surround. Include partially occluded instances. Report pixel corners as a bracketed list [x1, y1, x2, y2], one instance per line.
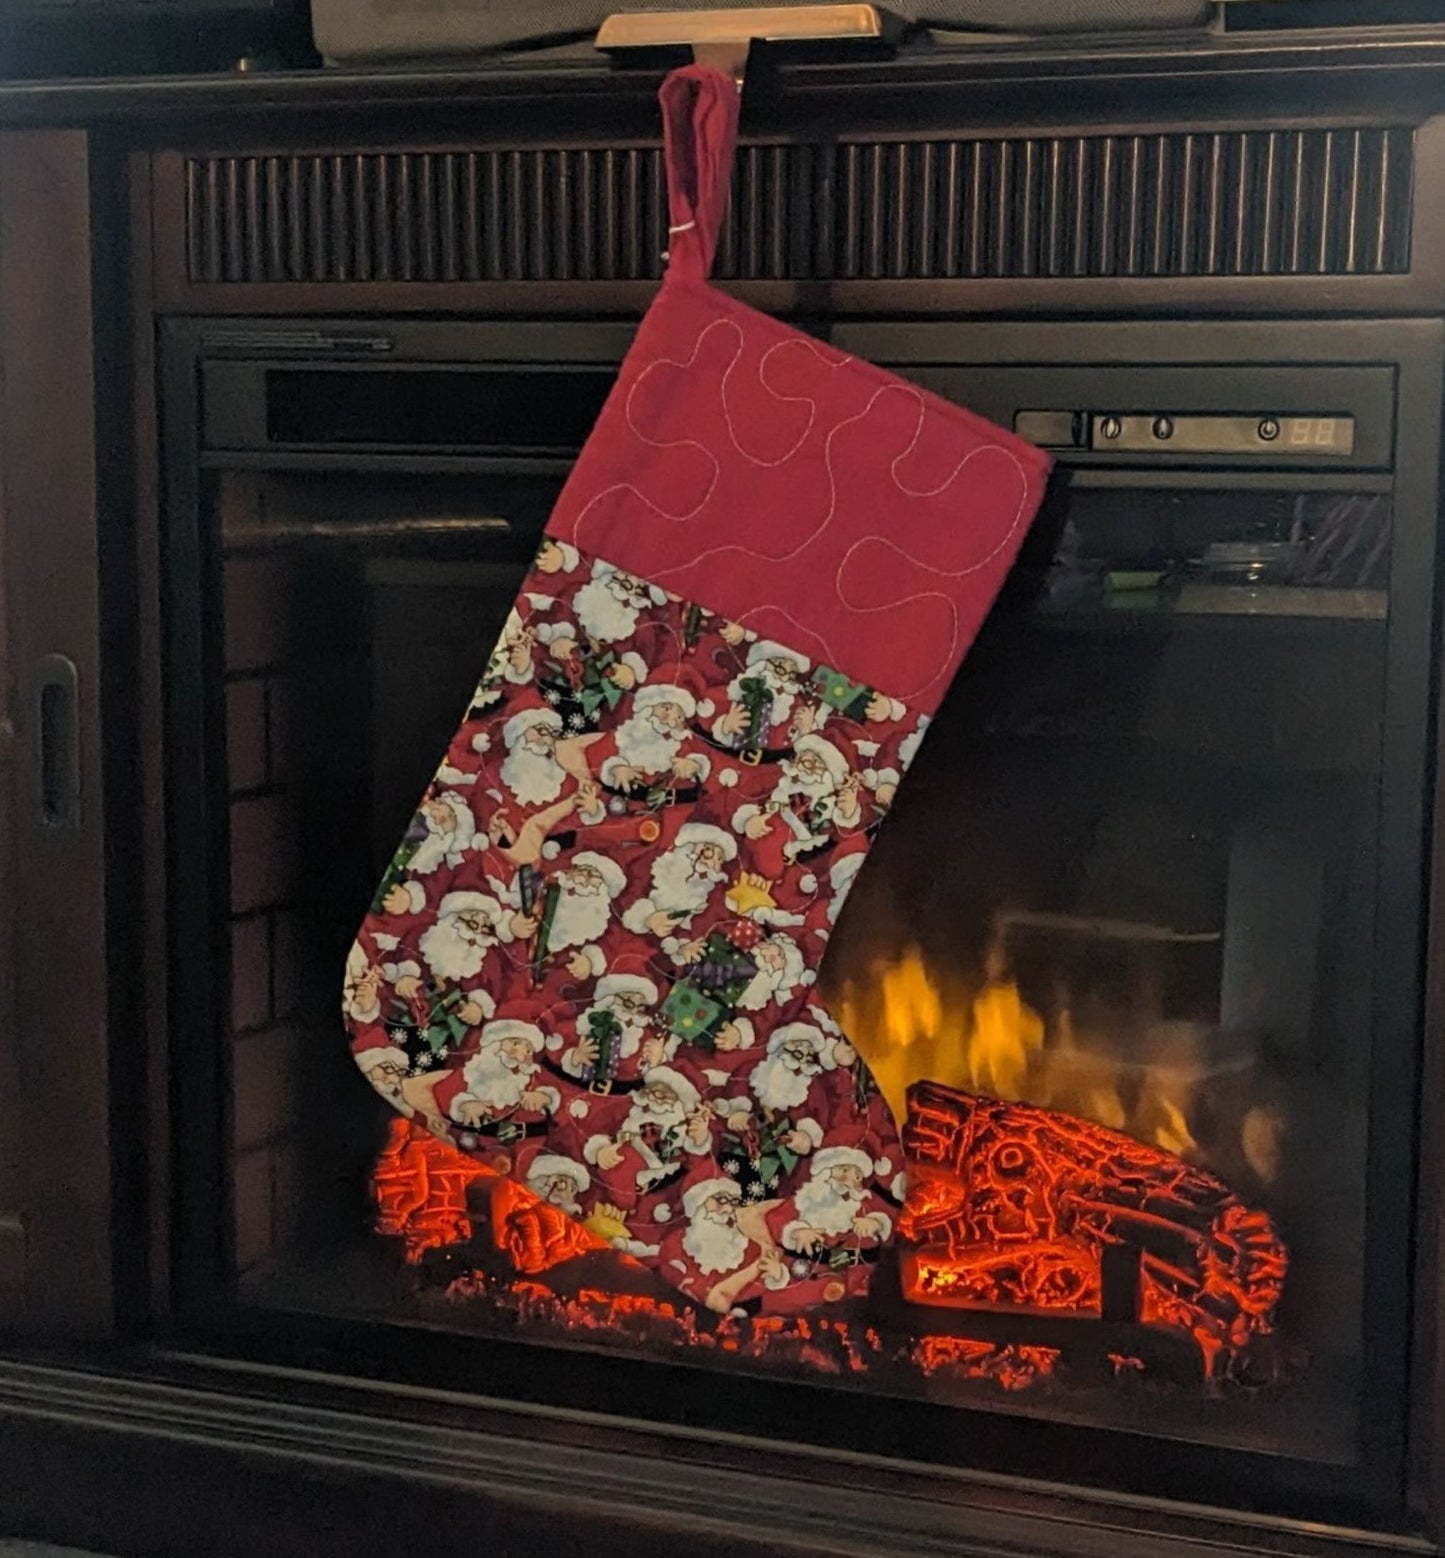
[6, 26, 1445, 1558]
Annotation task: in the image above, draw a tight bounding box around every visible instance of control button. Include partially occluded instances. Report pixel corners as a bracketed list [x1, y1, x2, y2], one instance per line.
[1258, 417, 1281, 442]
[1152, 416, 1175, 441]
[1098, 415, 1122, 441]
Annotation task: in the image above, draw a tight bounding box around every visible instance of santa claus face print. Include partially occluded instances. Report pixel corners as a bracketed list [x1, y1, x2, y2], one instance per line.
[759, 655, 803, 690]
[408, 794, 474, 875]
[612, 987, 650, 1018]
[827, 1162, 866, 1196]
[636, 1078, 686, 1120]
[786, 747, 834, 793]
[750, 1032, 826, 1112]
[547, 863, 613, 951]
[682, 1189, 749, 1275]
[498, 1032, 536, 1067]
[573, 565, 655, 643]
[778, 1033, 825, 1076]
[701, 1188, 741, 1220]
[421, 796, 455, 831]
[500, 716, 567, 807]
[449, 906, 499, 952]
[566, 860, 606, 895]
[417, 892, 512, 982]
[461, 908, 497, 941]
[532, 1171, 582, 1211]
[734, 934, 806, 1012]
[692, 842, 726, 877]
[605, 698, 701, 790]
[366, 1056, 406, 1091]
[501, 631, 534, 682]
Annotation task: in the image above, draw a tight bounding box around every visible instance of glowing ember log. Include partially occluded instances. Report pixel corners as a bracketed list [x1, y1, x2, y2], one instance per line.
[899, 1082, 1288, 1379]
[371, 1117, 492, 1264]
[486, 1175, 610, 1274]
[370, 1119, 609, 1272]
[910, 1337, 1061, 1390]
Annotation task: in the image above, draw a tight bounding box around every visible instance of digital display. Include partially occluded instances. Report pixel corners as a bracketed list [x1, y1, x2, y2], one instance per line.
[1285, 417, 1345, 449]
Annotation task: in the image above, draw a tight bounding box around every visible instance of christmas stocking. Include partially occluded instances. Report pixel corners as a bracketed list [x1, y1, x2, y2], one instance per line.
[343, 65, 1051, 1317]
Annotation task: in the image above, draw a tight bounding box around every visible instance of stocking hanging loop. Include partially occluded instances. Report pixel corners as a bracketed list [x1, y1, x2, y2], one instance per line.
[660, 63, 741, 285]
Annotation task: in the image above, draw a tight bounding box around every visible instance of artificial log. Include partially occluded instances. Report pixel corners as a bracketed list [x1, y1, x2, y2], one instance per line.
[372, 1117, 609, 1273]
[899, 1082, 1289, 1380]
[371, 1116, 491, 1263]
[370, 1088, 1288, 1389]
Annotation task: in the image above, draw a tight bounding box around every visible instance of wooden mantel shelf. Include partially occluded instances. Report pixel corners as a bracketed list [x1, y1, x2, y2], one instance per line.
[3, 24, 1445, 132]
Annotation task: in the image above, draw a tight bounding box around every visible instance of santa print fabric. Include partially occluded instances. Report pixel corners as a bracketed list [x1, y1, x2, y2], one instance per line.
[342, 65, 1051, 1319]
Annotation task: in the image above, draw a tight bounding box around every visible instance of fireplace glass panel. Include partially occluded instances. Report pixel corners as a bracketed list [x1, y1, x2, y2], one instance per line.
[206, 460, 1398, 1476]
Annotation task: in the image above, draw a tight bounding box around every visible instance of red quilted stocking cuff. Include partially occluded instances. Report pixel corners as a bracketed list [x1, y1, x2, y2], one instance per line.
[546, 283, 1053, 714]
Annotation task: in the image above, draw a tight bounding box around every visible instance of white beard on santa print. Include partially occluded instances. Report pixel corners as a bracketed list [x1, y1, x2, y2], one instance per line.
[457, 1046, 533, 1115]
[546, 877, 614, 951]
[418, 914, 498, 982]
[500, 743, 568, 807]
[749, 1049, 821, 1112]
[648, 844, 725, 918]
[613, 710, 683, 775]
[683, 1208, 750, 1275]
[573, 574, 645, 644]
[578, 998, 649, 1058]
[409, 798, 475, 876]
[792, 1170, 867, 1235]
[736, 937, 807, 1013]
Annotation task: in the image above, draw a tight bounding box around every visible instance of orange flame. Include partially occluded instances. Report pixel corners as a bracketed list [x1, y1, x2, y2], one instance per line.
[839, 941, 1243, 1172]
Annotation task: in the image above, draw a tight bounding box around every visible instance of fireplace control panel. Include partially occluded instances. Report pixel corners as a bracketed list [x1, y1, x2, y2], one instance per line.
[1015, 411, 1357, 457]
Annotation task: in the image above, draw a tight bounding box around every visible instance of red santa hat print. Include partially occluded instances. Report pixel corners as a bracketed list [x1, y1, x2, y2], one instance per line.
[746, 639, 810, 675]
[793, 732, 849, 783]
[526, 1152, 592, 1194]
[632, 675, 713, 723]
[353, 1044, 407, 1076]
[480, 1017, 546, 1053]
[809, 1143, 874, 1179]
[592, 967, 660, 1007]
[765, 1020, 835, 1067]
[814, 1117, 896, 1181]
[503, 705, 563, 747]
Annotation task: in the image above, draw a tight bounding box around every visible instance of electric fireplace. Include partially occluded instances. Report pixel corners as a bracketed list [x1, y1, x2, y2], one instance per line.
[156, 311, 1440, 1527]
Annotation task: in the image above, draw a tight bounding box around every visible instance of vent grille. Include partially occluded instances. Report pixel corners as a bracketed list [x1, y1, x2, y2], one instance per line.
[185, 127, 1413, 286]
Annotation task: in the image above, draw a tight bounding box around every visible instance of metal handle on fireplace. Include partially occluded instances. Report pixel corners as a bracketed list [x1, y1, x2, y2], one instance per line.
[221, 516, 513, 555]
[31, 654, 80, 832]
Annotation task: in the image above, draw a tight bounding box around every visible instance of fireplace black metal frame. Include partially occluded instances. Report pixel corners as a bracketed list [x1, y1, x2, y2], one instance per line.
[148, 311, 1445, 1535]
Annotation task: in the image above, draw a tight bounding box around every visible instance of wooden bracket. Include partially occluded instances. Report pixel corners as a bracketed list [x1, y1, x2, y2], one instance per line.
[596, 5, 902, 88]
